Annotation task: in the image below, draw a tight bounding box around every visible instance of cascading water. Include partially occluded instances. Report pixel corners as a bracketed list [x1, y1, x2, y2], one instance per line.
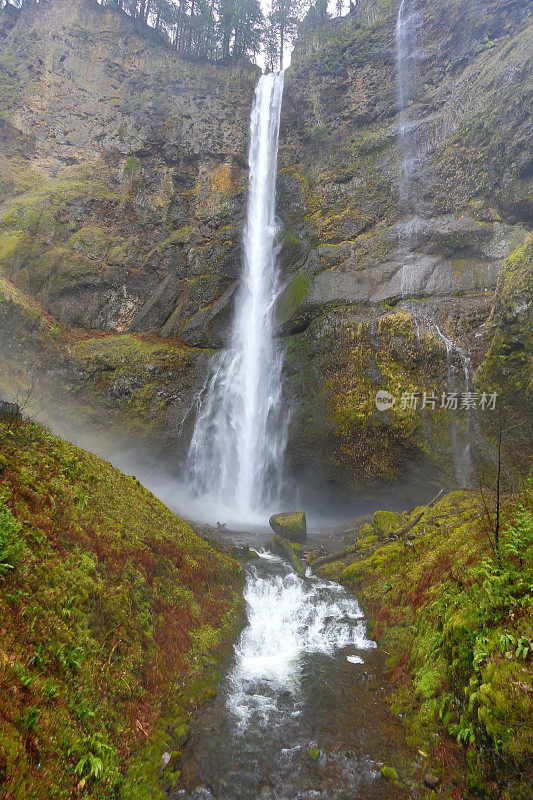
[227, 554, 375, 730]
[404, 303, 472, 487]
[177, 552, 406, 800]
[396, 0, 421, 297]
[432, 324, 472, 487]
[186, 73, 286, 524]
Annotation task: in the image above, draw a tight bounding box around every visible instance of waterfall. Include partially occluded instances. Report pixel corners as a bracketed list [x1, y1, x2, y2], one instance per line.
[402, 302, 472, 487]
[396, 0, 420, 297]
[186, 73, 287, 524]
[432, 324, 472, 487]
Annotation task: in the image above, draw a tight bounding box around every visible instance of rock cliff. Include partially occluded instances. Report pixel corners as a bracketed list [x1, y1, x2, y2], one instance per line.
[0, 0, 257, 344]
[276, 0, 531, 492]
[0, 0, 530, 499]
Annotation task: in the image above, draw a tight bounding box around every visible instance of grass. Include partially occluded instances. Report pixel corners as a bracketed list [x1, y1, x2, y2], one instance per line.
[0, 417, 243, 798]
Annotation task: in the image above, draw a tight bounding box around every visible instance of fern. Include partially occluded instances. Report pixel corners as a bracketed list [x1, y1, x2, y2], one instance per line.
[0, 503, 26, 575]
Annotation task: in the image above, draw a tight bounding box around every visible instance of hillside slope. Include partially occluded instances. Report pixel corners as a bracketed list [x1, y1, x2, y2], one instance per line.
[318, 488, 533, 799]
[0, 413, 243, 799]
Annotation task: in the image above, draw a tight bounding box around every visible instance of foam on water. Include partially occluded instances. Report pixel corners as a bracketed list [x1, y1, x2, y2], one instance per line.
[227, 563, 375, 728]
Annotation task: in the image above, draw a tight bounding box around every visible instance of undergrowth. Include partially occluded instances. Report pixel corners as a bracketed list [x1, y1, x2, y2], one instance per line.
[0, 418, 243, 799]
[323, 488, 532, 799]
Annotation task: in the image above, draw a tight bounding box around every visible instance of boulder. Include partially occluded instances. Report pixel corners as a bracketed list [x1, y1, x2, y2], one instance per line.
[269, 511, 307, 542]
[423, 773, 440, 790]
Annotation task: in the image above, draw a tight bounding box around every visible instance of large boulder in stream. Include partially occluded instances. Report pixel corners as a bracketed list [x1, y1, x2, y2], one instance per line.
[269, 511, 307, 542]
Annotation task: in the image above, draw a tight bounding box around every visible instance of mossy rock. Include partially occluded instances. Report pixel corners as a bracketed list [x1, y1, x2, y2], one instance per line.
[267, 535, 304, 575]
[276, 269, 313, 326]
[269, 511, 307, 542]
[306, 747, 320, 761]
[380, 765, 398, 780]
[372, 510, 402, 538]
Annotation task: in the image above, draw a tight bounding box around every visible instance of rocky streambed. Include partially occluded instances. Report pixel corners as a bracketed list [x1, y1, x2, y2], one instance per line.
[171, 545, 424, 800]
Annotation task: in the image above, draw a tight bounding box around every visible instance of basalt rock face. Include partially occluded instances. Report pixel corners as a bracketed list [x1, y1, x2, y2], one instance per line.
[0, 0, 257, 347]
[275, 0, 531, 491]
[0, 0, 531, 496]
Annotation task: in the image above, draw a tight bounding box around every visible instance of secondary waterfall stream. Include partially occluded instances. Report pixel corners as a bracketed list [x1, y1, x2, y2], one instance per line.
[186, 73, 287, 524]
[178, 552, 412, 800]
[396, 0, 421, 297]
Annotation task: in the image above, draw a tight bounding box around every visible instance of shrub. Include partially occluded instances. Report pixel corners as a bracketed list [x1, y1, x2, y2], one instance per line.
[311, 124, 328, 143]
[123, 154, 140, 179]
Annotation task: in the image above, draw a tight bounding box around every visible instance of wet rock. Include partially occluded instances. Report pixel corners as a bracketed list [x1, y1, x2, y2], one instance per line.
[267, 535, 304, 575]
[239, 544, 260, 560]
[190, 789, 216, 800]
[423, 773, 440, 789]
[269, 511, 307, 542]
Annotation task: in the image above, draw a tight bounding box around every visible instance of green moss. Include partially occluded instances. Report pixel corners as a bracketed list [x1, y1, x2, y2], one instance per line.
[0, 417, 243, 799]
[283, 227, 302, 248]
[276, 270, 313, 325]
[372, 510, 402, 537]
[310, 124, 328, 143]
[0, 230, 30, 273]
[70, 334, 189, 369]
[380, 765, 398, 780]
[123, 154, 140, 179]
[165, 226, 192, 245]
[1, 166, 113, 235]
[65, 226, 114, 261]
[306, 747, 320, 761]
[271, 511, 305, 531]
[329, 488, 533, 800]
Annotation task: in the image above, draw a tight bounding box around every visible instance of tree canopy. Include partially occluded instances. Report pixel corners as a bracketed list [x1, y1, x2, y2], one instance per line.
[1, 0, 345, 69]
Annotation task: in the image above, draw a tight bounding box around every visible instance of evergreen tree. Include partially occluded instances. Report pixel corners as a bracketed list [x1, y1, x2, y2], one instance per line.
[218, 0, 263, 60]
[267, 0, 307, 70]
[300, 0, 328, 33]
[263, 14, 280, 72]
[232, 0, 263, 59]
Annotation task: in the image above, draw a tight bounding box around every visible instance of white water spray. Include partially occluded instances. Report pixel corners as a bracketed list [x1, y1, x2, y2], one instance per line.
[432, 324, 472, 487]
[227, 553, 376, 728]
[186, 73, 286, 524]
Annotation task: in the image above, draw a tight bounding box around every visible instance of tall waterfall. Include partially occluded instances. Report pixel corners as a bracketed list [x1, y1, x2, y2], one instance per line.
[186, 73, 286, 524]
[396, 0, 420, 296]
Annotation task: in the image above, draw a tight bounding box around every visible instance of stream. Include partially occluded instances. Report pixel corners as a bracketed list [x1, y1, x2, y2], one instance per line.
[176, 551, 414, 800]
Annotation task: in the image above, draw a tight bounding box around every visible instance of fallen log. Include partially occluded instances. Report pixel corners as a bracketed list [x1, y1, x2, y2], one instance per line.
[311, 545, 358, 568]
[428, 488, 446, 507]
